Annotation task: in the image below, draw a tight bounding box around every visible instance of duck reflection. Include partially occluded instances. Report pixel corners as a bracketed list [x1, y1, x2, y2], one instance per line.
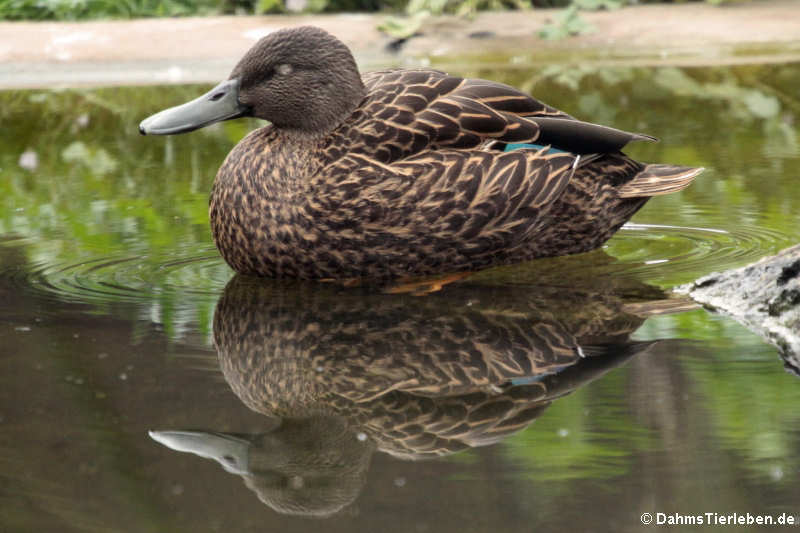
[151, 274, 692, 517]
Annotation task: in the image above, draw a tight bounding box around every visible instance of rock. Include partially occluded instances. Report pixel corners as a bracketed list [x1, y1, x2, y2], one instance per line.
[677, 244, 800, 374]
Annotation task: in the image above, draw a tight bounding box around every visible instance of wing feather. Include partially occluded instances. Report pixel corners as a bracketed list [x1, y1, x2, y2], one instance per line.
[341, 69, 649, 165]
[311, 147, 578, 267]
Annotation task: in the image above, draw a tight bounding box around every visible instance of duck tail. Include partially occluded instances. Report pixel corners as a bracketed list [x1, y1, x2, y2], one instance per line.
[617, 164, 704, 198]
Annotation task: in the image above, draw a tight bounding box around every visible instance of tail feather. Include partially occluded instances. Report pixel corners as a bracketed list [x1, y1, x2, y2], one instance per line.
[618, 164, 704, 198]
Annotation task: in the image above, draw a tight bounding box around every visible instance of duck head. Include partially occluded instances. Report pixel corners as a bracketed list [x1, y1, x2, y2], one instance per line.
[139, 26, 366, 135]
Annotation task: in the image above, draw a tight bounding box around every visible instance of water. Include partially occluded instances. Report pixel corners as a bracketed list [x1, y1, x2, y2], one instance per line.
[1, 62, 799, 532]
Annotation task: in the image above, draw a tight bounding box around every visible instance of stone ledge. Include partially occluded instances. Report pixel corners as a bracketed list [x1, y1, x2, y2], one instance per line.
[678, 244, 800, 374]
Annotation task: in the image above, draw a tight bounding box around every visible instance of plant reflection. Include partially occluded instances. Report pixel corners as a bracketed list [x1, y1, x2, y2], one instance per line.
[151, 274, 695, 517]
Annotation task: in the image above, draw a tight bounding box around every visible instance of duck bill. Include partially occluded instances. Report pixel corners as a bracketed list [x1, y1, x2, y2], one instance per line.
[149, 430, 252, 475]
[139, 78, 248, 135]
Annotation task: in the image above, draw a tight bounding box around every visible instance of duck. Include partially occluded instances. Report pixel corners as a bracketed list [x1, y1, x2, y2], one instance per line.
[140, 26, 703, 279]
[211, 273, 689, 421]
[151, 274, 694, 516]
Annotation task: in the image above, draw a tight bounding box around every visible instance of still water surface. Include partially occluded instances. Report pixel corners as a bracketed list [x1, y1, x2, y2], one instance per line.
[1, 62, 799, 531]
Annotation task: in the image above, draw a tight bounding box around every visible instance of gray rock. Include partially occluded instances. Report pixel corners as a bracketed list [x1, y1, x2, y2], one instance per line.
[677, 244, 800, 374]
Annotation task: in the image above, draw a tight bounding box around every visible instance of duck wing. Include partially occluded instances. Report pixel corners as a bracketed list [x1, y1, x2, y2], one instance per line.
[334, 69, 653, 164]
[308, 147, 579, 270]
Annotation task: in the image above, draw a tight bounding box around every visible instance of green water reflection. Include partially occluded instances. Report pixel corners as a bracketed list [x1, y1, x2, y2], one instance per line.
[1, 62, 800, 531]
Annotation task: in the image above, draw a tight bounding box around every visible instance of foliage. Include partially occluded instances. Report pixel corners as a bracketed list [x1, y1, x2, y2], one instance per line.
[573, 0, 620, 8]
[0, 0, 219, 20]
[379, 0, 527, 39]
[537, 4, 594, 40]
[0, 0, 754, 20]
[381, 0, 623, 42]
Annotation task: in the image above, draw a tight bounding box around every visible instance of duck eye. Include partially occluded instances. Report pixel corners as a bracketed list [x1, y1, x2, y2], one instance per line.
[276, 64, 293, 76]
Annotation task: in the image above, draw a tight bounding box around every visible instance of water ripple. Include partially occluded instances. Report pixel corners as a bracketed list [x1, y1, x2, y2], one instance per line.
[2, 221, 792, 307]
[19, 246, 230, 305]
[611, 222, 790, 282]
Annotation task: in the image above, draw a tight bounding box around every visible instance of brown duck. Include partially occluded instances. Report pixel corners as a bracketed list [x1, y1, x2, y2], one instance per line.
[151, 274, 693, 516]
[140, 26, 703, 279]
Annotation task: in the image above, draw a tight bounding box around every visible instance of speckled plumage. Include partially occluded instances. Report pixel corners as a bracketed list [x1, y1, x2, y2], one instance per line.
[213, 275, 690, 458]
[152, 276, 694, 516]
[193, 27, 703, 279]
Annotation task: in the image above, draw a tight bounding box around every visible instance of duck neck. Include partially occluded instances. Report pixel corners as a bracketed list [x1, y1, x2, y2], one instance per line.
[278, 83, 366, 137]
[229, 127, 323, 196]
